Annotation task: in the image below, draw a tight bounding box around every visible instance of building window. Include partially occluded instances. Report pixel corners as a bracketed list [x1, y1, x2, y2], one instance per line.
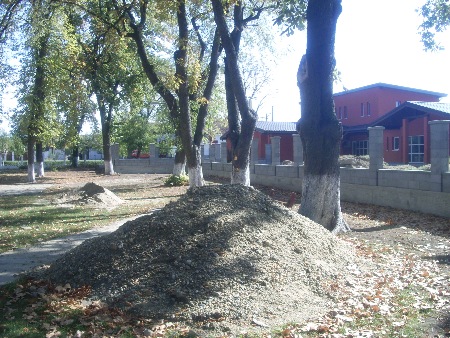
[360, 103, 365, 117]
[392, 137, 400, 151]
[367, 102, 371, 116]
[408, 135, 424, 163]
[386, 137, 389, 151]
[396, 100, 402, 107]
[343, 106, 348, 119]
[338, 107, 342, 120]
[352, 140, 368, 156]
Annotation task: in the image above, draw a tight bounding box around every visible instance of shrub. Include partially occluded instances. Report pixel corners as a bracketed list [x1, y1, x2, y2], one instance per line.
[164, 174, 189, 186]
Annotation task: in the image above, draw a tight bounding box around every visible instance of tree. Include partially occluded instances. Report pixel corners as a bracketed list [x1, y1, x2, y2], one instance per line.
[117, 0, 222, 186]
[295, 0, 349, 233]
[24, 0, 55, 181]
[71, 4, 145, 175]
[419, 0, 450, 51]
[211, 0, 265, 185]
[6, 0, 68, 180]
[116, 110, 156, 158]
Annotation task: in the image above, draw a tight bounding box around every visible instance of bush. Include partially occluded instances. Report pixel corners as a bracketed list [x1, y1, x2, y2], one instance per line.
[164, 174, 189, 186]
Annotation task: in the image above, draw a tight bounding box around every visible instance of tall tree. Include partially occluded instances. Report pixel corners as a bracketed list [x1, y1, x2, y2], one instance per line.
[296, 0, 349, 233]
[72, 5, 143, 175]
[211, 0, 262, 185]
[24, 0, 56, 181]
[119, 0, 222, 186]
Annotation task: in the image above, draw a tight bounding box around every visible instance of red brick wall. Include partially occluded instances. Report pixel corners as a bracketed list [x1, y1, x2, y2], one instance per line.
[334, 87, 441, 127]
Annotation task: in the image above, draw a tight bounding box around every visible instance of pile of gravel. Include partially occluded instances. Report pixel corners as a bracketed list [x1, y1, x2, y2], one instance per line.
[41, 184, 358, 335]
[52, 182, 123, 208]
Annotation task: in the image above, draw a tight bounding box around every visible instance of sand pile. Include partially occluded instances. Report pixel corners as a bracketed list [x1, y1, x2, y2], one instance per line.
[53, 182, 123, 209]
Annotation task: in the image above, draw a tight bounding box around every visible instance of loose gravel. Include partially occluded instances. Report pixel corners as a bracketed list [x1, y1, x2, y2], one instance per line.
[39, 184, 362, 335]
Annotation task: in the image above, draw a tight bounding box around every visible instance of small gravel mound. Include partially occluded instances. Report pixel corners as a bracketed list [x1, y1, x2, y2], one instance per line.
[53, 182, 123, 208]
[41, 184, 357, 335]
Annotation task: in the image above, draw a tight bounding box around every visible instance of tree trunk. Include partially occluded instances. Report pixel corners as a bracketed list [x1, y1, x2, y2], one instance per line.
[96, 93, 114, 176]
[101, 127, 114, 175]
[27, 32, 49, 183]
[187, 145, 204, 187]
[72, 146, 79, 168]
[35, 142, 44, 177]
[27, 137, 35, 183]
[173, 149, 186, 176]
[297, 0, 349, 233]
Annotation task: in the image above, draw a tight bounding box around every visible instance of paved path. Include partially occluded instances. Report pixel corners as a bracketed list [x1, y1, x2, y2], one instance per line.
[0, 183, 54, 196]
[0, 215, 145, 286]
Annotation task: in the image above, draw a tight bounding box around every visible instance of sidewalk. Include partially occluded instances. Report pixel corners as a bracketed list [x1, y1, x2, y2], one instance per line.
[0, 215, 144, 286]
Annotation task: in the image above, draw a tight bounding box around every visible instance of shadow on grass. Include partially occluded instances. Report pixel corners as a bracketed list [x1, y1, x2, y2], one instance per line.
[340, 201, 450, 240]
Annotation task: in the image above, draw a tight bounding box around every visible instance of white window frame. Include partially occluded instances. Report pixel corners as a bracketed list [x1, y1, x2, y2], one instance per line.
[392, 137, 400, 151]
[408, 135, 424, 163]
[352, 140, 368, 156]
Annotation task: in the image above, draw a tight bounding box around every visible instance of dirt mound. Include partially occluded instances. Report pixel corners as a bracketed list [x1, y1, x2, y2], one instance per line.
[41, 184, 361, 335]
[53, 182, 123, 209]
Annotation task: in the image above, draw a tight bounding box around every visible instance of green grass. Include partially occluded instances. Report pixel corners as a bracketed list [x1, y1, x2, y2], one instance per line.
[0, 191, 160, 254]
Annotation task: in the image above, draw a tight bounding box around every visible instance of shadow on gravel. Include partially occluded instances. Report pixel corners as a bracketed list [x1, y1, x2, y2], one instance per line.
[351, 224, 400, 232]
[424, 254, 450, 266]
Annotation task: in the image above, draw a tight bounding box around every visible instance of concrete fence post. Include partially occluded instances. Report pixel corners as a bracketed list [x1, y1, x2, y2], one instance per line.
[110, 143, 120, 163]
[292, 133, 303, 165]
[214, 143, 221, 162]
[220, 141, 228, 163]
[271, 136, 281, 165]
[368, 126, 385, 171]
[429, 120, 450, 175]
[251, 138, 259, 164]
[209, 144, 216, 162]
[201, 144, 205, 162]
[149, 144, 156, 160]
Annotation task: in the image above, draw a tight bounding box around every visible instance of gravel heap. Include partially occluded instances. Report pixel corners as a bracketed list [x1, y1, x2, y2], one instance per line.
[53, 182, 123, 208]
[41, 184, 358, 335]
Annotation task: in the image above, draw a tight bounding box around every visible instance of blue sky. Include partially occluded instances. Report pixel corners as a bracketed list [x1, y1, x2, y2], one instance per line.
[262, 0, 450, 122]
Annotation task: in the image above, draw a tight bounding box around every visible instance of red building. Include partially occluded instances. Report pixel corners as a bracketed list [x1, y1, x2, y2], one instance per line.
[334, 83, 449, 164]
[221, 121, 297, 163]
[253, 121, 296, 162]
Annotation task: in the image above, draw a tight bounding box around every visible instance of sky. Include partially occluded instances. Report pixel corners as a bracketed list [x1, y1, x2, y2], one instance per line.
[260, 0, 450, 122]
[2, 0, 450, 130]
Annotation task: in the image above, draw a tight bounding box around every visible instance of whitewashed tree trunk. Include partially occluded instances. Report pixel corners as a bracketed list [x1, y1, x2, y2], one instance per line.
[173, 162, 186, 176]
[188, 163, 205, 187]
[27, 163, 36, 183]
[300, 173, 350, 233]
[36, 161, 44, 177]
[104, 159, 115, 175]
[231, 163, 250, 186]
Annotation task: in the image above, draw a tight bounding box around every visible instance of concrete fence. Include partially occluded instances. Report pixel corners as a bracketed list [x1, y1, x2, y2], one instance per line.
[112, 121, 450, 218]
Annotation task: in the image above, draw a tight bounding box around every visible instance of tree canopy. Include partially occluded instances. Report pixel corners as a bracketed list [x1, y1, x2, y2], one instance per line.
[419, 0, 450, 51]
